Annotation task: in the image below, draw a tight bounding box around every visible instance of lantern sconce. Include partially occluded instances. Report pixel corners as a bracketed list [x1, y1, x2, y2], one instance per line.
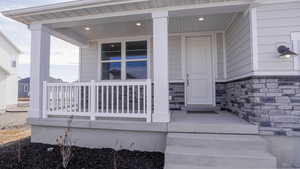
[277, 45, 297, 59]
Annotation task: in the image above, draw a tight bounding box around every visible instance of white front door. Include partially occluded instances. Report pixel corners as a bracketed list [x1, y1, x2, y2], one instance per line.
[186, 36, 214, 106]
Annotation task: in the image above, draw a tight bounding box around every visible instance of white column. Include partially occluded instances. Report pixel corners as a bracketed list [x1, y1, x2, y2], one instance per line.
[29, 24, 50, 118]
[152, 11, 170, 122]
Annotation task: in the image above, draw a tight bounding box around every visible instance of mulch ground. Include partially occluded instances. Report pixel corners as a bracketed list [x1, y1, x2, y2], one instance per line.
[0, 138, 164, 169]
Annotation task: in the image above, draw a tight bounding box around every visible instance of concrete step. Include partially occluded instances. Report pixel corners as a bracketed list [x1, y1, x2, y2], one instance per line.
[5, 104, 28, 112]
[165, 146, 277, 168]
[164, 164, 276, 169]
[167, 133, 267, 151]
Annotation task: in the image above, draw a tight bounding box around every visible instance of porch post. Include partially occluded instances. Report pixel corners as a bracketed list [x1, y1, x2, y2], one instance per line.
[29, 24, 50, 118]
[152, 11, 170, 122]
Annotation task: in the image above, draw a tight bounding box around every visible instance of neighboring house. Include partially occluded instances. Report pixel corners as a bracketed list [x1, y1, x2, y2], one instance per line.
[3, 0, 300, 168]
[18, 77, 64, 99]
[18, 77, 30, 98]
[0, 31, 20, 111]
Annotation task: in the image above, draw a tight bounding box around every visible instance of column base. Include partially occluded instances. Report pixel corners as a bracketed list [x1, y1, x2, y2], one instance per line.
[152, 112, 170, 123]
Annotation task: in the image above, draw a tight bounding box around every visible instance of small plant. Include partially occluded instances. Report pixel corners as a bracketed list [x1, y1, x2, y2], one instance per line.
[16, 140, 21, 163]
[56, 116, 74, 169]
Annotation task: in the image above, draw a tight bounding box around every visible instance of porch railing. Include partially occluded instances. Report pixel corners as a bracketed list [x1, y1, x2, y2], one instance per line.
[42, 79, 152, 122]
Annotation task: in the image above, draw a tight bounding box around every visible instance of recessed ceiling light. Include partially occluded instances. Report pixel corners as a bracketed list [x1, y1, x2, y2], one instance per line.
[136, 22, 142, 26]
[198, 17, 205, 21]
[84, 27, 91, 31]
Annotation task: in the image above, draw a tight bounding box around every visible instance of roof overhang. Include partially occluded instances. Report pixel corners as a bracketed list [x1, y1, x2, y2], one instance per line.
[1, 0, 256, 25]
[2, 0, 298, 26]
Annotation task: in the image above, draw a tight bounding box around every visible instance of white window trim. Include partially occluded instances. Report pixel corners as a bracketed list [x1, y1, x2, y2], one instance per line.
[98, 36, 151, 81]
[292, 32, 300, 70]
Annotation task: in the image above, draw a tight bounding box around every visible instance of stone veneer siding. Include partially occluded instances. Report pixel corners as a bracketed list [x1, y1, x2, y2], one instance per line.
[169, 82, 185, 110]
[216, 76, 300, 136]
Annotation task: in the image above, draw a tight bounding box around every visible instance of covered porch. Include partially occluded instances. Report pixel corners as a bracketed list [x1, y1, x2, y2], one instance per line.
[28, 110, 258, 151]
[25, 0, 252, 123]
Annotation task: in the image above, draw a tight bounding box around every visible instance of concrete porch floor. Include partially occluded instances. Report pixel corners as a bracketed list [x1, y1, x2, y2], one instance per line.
[169, 111, 258, 134]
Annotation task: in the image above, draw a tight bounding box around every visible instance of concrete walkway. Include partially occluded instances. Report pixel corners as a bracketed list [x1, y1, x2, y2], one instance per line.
[0, 112, 30, 145]
[0, 112, 27, 129]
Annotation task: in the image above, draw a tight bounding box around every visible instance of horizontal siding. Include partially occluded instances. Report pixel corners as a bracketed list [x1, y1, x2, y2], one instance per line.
[256, 2, 300, 71]
[168, 36, 182, 80]
[216, 32, 225, 80]
[79, 42, 98, 81]
[225, 12, 252, 79]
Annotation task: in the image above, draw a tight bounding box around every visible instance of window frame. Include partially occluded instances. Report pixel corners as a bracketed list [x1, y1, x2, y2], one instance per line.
[100, 42, 122, 80]
[98, 37, 151, 81]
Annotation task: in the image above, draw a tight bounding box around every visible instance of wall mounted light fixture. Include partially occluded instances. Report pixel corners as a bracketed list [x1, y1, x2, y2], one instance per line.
[277, 45, 297, 59]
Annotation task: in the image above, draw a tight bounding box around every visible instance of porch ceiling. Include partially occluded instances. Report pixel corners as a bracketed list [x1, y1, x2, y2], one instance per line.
[55, 13, 235, 41]
[1, 0, 252, 25]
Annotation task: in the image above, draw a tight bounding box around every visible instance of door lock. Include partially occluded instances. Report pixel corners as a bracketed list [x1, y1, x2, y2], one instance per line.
[186, 74, 190, 86]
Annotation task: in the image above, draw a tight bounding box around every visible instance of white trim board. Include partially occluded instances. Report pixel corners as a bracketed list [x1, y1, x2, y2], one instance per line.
[250, 7, 258, 71]
[292, 32, 300, 70]
[217, 71, 300, 83]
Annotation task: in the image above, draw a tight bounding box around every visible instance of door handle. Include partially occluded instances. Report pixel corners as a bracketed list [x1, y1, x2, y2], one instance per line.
[186, 74, 190, 86]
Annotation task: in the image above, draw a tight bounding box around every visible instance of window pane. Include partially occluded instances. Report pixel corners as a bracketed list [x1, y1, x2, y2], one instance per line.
[126, 61, 147, 79]
[101, 43, 121, 61]
[126, 41, 147, 59]
[102, 62, 121, 80]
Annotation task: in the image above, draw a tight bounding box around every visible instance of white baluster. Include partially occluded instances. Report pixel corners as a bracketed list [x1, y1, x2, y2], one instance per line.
[138, 85, 140, 114]
[122, 85, 124, 114]
[101, 85, 104, 113]
[116, 85, 119, 114]
[106, 86, 109, 113]
[132, 85, 135, 114]
[111, 85, 114, 113]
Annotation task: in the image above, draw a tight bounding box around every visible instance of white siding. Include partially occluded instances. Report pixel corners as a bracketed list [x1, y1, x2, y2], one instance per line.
[0, 33, 19, 109]
[0, 70, 7, 110]
[168, 36, 182, 80]
[225, 13, 252, 79]
[79, 42, 98, 81]
[256, 2, 300, 71]
[216, 32, 225, 80]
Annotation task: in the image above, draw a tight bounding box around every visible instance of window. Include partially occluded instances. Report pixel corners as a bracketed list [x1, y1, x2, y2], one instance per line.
[24, 84, 29, 93]
[12, 60, 16, 68]
[126, 41, 147, 79]
[101, 43, 122, 80]
[100, 40, 149, 80]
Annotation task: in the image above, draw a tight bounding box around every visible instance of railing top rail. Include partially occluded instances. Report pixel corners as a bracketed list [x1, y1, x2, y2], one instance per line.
[46, 82, 91, 86]
[44, 79, 151, 86]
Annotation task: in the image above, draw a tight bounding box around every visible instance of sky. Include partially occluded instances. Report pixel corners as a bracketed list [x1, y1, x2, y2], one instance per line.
[0, 0, 79, 82]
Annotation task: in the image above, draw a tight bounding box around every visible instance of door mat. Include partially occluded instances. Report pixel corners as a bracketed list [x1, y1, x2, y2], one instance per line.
[187, 111, 217, 114]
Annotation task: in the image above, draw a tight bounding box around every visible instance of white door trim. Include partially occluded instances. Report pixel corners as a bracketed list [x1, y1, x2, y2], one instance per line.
[292, 32, 300, 70]
[182, 32, 216, 107]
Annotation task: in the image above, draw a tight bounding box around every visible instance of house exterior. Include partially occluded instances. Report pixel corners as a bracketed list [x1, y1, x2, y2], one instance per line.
[18, 77, 30, 98]
[0, 31, 20, 111]
[18, 77, 64, 99]
[3, 0, 300, 168]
